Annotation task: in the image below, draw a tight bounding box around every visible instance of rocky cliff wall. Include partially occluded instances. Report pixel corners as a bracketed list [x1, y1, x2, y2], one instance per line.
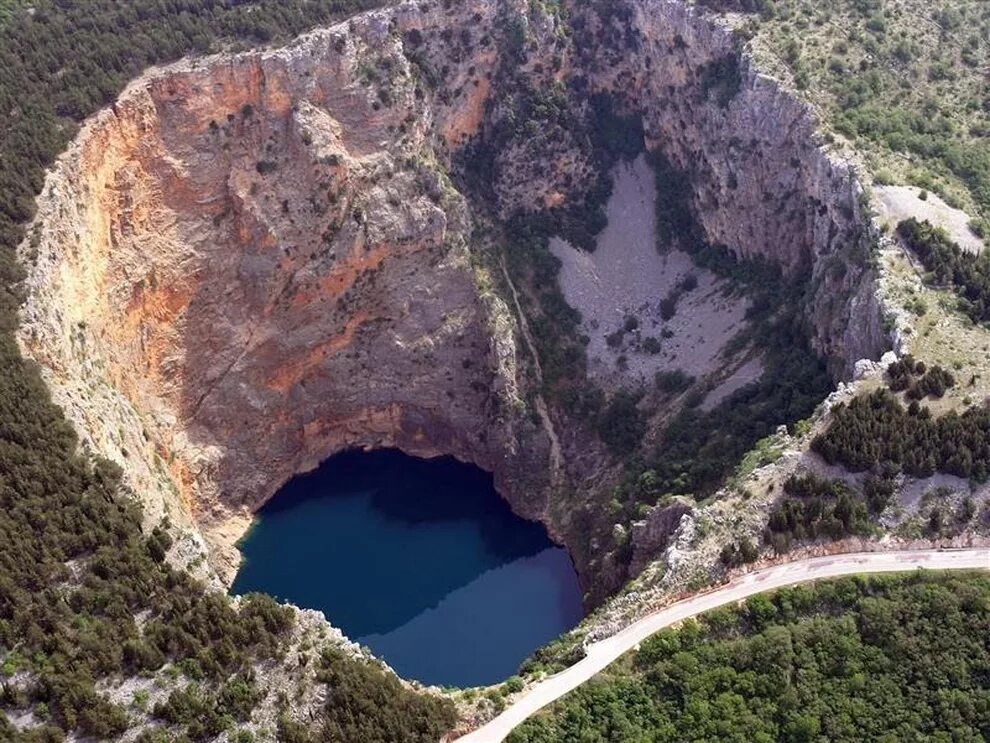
[18, 0, 887, 597]
[620, 0, 887, 376]
[18, 0, 554, 582]
[483, 0, 888, 378]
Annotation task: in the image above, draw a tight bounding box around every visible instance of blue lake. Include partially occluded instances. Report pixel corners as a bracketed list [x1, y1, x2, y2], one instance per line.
[231, 449, 584, 687]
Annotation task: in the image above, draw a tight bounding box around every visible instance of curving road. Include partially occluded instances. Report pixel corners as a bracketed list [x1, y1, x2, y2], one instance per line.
[456, 548, 990, 742]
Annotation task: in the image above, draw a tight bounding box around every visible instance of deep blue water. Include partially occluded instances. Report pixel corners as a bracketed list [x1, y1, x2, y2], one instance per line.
[231, 449, 584, 687]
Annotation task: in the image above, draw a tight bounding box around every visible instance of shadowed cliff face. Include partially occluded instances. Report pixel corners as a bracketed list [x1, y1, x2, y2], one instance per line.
[18, 0, 886, 596]
[481, 0, 887, 377]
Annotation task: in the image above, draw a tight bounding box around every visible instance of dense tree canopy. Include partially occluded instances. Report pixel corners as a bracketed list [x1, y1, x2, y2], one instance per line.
[510, 572, 990, 743]
[813, 389, 990, 480]
[898, 218, 990, 325]
[763, 472, 875, 554]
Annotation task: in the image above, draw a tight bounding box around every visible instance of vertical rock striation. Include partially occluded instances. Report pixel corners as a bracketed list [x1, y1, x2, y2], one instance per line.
[484, 0, 888, 377]
[18, 1, 553, 581]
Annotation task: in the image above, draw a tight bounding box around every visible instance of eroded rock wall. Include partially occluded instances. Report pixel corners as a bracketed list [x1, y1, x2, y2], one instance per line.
[620, 0, 887, 375]
[19, 0, 553, 581]
[19, 0, 887, 597]
[485, 0, 887, 377]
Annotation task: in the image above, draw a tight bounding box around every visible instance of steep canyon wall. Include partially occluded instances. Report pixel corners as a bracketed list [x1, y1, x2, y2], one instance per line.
[483, 0, 888, 377]
[18, 0, 887, 594]
[18, 1, 554, 581]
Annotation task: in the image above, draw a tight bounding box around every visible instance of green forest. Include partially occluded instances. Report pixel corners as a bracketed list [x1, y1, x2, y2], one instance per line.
[0, 1, 458, 740]
[509, 571, 990, 742]
[813, 389, 990, 481]
[898, 218, 990, 325]
[763, 473, 873, 554]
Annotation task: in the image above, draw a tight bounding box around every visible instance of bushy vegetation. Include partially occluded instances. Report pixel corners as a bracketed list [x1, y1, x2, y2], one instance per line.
[643, 341, 829, 501]
[886, 352, 956, 400]
[898, 218, 990, 324]
[0, 0, 456, 738]
[764, 473, 873, 553]
[153, 675, 261, 741]
[655, 369, 695, 396]
[317, 649, 458, 743]
[519, 635, 588, 678]
[699, 54, 743, 108]
[718, 537, 759, 568]
[651, 152, 699, 249]
[510, 571, 990, 742]
[724, 0, 990, 229]
[659, 273, 698, 321]
[501, 216, 590, 404]
[813, 389, 990, 480]
[596, 390, 647, 456]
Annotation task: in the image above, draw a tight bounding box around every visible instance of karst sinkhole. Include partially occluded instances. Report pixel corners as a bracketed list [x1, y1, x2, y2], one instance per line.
[16, 0, 888, 690]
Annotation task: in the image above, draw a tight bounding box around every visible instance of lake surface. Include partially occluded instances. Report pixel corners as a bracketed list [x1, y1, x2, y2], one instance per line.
[231, 449, 584, 687]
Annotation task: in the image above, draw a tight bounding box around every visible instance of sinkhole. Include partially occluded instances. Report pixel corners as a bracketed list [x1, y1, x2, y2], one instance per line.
[231, 449, 584, 687]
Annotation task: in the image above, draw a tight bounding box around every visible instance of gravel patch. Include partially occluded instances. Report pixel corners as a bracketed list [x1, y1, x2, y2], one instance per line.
[875, 185, 985, 254]
[550, 154, 751, 387]
[899, 473, 987, 512]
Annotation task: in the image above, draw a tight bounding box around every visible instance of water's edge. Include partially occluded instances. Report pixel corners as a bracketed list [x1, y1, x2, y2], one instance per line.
[231, 449, 584, 687]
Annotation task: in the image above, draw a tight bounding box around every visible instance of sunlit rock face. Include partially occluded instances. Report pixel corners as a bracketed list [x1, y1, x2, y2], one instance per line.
[18, 0, 885, 596]
[18, 0, 554, 582]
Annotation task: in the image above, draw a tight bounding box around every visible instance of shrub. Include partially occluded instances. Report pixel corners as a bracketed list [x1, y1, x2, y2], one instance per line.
[596, 391, 648, 456]
[813, 389, 990, 480]
[655, 370, 694, 394]
[765, 473, 871, 551]
[642, 336, 663, 355]
[659, 295, 679, 321]
[898, 218, 990, 325]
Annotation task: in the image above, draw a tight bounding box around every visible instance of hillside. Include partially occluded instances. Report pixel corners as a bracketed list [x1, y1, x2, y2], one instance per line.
[720, 0, 989, 237]
[510, 571, 990, 742]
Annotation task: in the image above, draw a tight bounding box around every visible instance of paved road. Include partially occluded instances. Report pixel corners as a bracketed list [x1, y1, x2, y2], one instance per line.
[456, 548, 990, 742]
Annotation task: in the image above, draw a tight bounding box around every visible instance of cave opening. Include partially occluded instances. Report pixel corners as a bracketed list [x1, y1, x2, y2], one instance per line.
[230, 448, 584, 687]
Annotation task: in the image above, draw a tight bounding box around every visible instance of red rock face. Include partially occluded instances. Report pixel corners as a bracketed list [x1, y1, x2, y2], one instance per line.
[19, 1, 554, 582]
[19, 0, 886, 599]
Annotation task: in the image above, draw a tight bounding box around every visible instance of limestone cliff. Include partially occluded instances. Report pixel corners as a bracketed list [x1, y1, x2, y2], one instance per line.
[18, 0, 554, 582]
[480, 0, 887, 378]
[18, 0, 888, 602]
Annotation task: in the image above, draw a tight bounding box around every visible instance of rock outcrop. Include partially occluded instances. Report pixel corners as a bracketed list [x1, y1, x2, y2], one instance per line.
[18, 0, 888, 599]
[629, 498, 694, 577]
